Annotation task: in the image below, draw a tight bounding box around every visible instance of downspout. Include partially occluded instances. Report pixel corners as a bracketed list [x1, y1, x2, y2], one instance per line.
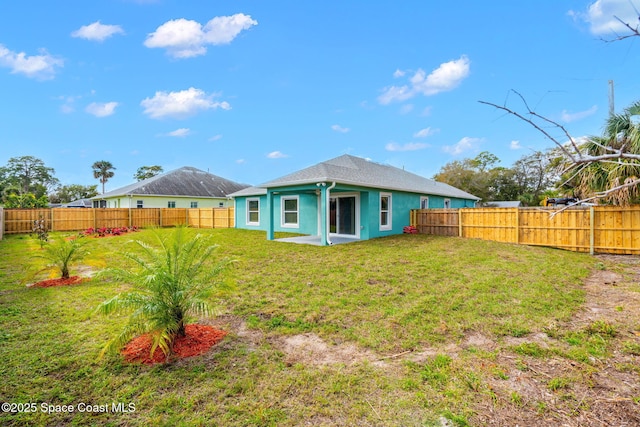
[325, 182, 336, 245]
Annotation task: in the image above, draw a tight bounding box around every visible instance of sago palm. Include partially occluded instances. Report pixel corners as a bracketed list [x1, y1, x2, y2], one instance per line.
[97, 227, 233, 360]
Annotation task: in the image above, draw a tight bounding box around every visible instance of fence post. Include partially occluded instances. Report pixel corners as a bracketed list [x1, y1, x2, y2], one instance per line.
[458, 209, 463, 237]
[590, 206, 595, 255]
[0, 207, 4, 240]
[515, 208, 520, 245]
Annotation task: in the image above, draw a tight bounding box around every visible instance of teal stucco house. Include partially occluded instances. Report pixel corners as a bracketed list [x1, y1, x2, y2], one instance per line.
[230, 155, 479, 245]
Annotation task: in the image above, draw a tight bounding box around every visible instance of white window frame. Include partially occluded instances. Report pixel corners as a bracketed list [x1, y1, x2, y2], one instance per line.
[190, 201, 198, 208]
[136, 200, 143, 209]
[420, 196, 429, 209]
[246, 198, 260, 225]
[281, 196, 299, 228]
[167, 201, 176, 208]
[444, 198, 451, 209]
[380, 192, 392, 231]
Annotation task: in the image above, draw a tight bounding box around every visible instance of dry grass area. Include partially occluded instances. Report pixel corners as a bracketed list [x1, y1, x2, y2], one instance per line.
[211, 255, 640, 426]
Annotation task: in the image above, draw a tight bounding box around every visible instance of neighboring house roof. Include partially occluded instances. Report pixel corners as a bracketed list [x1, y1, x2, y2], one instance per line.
[92, 166, 250, 199]
[483, 201, 522, 208]
[62, 198, 93, 208]
[233, 154, 479, 200]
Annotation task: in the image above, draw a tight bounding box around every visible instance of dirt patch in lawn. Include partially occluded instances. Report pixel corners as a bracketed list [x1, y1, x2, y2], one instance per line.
[470, 255, 640, 427]
[211, 256, 640, 425]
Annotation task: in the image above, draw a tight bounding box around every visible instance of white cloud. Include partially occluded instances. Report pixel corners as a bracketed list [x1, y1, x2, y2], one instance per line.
[510, 140, 522, 150]
[378, 55, 470, 105]
[168, 128, 190, 137]
[393, 69, 405, 78]
[0, 44, 63, 80]
[236, 158, 246, 164]
[71, 21, 125, 42]
[399, 104, 414, 114]
[413, 127, 438, 138]
[85, 101, 119, 117]
[561, 105, 598, 122]
[331, 124, 350, 133]
[385, 142, 430, 152]
[209, 134, 223, 141]
[267, 151, 288, 159]
[443, 136, 483, 155]
[144, 14, 258, 58]
[141, 87, 231, 119]
[572, 0, 639, 35]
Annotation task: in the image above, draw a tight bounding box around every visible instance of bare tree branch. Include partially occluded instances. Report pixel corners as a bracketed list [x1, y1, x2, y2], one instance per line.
[602, 16, 640, 42]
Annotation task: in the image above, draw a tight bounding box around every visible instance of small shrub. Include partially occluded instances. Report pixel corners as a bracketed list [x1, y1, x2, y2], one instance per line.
[31, 217, 49, 248]
[35, 236, 87, 279]
[97, 227, 234, 361]
[82, 226, 138, 238]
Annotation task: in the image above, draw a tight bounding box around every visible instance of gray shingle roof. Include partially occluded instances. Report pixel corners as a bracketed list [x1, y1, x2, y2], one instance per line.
[248, 154, 479, 200]
[93, 166, 250, 199]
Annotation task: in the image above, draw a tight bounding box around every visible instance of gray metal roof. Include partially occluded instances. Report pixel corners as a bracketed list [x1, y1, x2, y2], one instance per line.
[249, 154, 479, 200]
[483, 201, 522, 208]
[93, 166, 250, 199]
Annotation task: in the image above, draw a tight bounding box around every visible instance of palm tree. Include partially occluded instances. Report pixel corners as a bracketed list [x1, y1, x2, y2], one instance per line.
[97, 227, 234, 361]
[92, 161, 116, 194]
[36, 237, 87, 279]
[571, 100, 640, 205]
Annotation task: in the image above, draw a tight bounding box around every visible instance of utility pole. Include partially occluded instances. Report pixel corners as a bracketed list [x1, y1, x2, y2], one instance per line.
[609, 80, 615, 117]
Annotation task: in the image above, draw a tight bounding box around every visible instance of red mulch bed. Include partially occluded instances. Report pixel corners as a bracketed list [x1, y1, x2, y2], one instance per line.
[31, 276, 85, 288]
[121, 324, 228, 364]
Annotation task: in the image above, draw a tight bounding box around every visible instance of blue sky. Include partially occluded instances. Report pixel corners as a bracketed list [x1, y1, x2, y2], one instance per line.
[1, 0, 640, 191]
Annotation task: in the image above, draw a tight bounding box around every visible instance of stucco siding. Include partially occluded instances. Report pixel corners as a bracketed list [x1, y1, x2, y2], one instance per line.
[98, 195, 231, 209]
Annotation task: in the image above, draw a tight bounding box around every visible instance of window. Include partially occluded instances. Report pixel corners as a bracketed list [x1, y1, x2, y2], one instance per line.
[281, 196, 299, 228]
[247, 198, 260, 225]
[420, 196, 429, 209]
[380, 193, 392, 230]
[167, 201, 176, 208]
[136, 200, 143, 209]
[219, 202, 224, 208]
[444, 199, 451, 209]
[190, 201, 198, 208]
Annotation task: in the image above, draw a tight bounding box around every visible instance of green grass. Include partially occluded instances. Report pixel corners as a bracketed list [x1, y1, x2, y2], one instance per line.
[0, 228, 595, 426]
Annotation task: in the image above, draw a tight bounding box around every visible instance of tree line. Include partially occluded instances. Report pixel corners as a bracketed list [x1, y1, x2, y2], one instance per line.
[0, 157, 164, 208]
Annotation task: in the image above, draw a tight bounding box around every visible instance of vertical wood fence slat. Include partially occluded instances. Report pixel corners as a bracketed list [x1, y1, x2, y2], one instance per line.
[412, 206, 640, 255]
[0, 207, 3, 240]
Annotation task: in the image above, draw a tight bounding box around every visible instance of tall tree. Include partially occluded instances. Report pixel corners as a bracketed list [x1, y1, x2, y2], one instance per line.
[0, 156, 59, 198]
[92, 161, 116, 194]
[134, 165, 163, 181]
[48, 184, 99, 204]
[434, 151, 502, 202]
[481, 93, 640, 207]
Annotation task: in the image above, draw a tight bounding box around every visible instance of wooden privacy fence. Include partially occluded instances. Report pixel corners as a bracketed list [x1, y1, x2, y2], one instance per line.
[1, 207, 235, 236]
[410, 206, 640, 255]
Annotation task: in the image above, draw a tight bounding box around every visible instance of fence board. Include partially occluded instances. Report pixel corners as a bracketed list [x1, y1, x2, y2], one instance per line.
[411, 206, 640, 255]
[1, 207, 235, 235]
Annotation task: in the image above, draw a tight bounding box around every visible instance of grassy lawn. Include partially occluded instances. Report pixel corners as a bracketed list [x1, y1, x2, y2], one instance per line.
[0, 228, 601, 426]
